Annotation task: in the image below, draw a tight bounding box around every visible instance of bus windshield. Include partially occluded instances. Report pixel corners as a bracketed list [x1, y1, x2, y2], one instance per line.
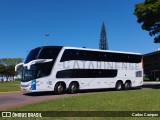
[22, 46, 62, 82]
[22, 62, 52, 82]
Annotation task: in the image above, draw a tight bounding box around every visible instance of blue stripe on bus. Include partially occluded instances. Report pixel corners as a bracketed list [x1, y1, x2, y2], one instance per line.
[31, 79, 36, 90]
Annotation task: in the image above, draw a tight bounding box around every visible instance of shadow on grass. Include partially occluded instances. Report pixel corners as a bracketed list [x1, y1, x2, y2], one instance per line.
[24, 88, 121, 96]
[23, 88, 141, 97]
[24, 83, 160, 96]
[24, 91, 55, 96]
[142, 84, 160, 89]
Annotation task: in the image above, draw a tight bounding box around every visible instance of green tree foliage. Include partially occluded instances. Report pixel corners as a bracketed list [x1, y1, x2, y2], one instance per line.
[6, 65, 16, 81]
[0, 58, 23, 81]
[0, 64, 5, 82]
[0, 58, 23, 66]
[134, 0, 160, 43]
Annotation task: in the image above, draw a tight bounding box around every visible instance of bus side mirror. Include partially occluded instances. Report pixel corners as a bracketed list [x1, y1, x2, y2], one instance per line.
[15, 63, 24, 71]
[25, 59, 53, 70]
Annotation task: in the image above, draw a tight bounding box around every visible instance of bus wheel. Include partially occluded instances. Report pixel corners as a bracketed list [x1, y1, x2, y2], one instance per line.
[54, 82, 65, 95]
[68, 82, 79, 94]
[124, 81, 131, 90]
[115, 81, 123, 91]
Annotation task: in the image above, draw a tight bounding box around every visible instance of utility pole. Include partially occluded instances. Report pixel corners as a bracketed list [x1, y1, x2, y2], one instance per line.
[99, 22, 108, 50]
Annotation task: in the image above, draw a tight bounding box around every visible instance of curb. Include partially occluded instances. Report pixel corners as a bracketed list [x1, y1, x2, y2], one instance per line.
[143, 82, 160, 85]
[0, 91, 21, 94]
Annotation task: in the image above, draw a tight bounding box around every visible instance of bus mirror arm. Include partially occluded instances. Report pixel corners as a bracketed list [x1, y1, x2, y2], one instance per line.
[15, 63, 24, 72]
[26, 59, 53, 70]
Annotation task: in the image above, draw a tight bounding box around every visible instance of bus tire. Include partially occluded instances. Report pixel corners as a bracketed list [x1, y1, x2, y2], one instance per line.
[68, 82, 79, 94]
[54, 82, 65, 95]
[124, 81, 131, 90]
[115, 81, 123, 91]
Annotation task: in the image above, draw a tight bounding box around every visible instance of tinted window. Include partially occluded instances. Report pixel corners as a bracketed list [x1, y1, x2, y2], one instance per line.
[56, 69, 117, 78]
[22, 62, 54, 82]
[38, 47, 62, 59]
[23, 46, 62, 82]
[25, 46, 62, 64]
[60, 49, 142, 63]
[32, 62, 53, 79]
[25, 47, 41, 63]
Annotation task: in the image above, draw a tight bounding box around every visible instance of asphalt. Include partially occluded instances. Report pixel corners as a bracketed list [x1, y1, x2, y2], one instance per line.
[0, 82, 160, 110]
[0, 91, 84, 110]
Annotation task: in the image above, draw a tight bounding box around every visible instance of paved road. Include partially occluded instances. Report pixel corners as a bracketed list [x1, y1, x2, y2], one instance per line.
[0, 82, 160, 110]
[0, 91, 84, 110]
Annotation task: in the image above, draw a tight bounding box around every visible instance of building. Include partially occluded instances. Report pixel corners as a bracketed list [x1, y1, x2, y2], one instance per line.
[144, 49, 160, 80]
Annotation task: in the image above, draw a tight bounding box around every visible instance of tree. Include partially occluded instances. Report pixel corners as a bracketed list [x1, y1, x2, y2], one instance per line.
[0, 64, 5, 82]
[6, 65, 16, 81]
[0, 58, 23, 81]
[134, 0, 160, 43]
[99, 22, 109, 50]
[0, 58, 23, 66]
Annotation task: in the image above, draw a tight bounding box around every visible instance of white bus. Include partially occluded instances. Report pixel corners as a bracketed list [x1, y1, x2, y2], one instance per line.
[15, 46, 143, 94]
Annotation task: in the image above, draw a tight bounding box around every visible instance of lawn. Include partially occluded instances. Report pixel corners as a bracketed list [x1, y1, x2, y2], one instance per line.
[0, 80, 20, 92]
[9, 89, 160, 111]
[6, 89, 160, 119]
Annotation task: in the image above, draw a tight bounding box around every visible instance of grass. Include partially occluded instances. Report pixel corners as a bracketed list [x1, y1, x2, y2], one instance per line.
[8, 89, 160, 111]
[5, 89, 160, 120]
[0, 80, 20, 92]
[1, 81, 160, 119]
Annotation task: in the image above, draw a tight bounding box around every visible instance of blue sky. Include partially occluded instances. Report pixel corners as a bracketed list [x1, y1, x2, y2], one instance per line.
[0, 0, 159, 59]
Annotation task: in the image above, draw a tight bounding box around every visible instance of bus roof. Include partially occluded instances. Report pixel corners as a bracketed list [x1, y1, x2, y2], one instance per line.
[36, 46, 141, 55]
[62, 46, 142, 55]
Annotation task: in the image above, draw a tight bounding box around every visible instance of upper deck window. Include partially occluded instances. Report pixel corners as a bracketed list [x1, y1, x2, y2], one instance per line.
[24, 47, 41, 64]
[38, 47, 62, 60]
[24, 46, 62, 64]
[60, 49, 142, 63]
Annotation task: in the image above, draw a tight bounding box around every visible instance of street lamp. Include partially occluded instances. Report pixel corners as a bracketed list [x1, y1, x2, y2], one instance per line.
[45, 34, 50, 45]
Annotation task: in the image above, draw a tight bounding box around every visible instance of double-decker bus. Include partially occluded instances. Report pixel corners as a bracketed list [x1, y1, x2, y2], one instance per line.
[15, 46, 143, 94]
